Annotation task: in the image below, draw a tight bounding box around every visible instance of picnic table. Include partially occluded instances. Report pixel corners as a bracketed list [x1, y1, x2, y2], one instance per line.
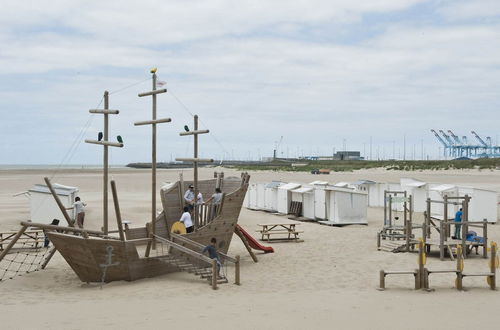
[257, 223, 303, 242]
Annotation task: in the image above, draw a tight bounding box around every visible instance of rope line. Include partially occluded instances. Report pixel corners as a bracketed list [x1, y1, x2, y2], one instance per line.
[167, 88, 231, 158]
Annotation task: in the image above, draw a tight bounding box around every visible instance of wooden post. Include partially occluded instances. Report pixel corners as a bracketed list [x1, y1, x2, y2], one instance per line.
[388, 193, 392, 227]
[179, 173, 185, 211]
[426, 198, 431, 239]
[483, 219, 488, 259]
[151, 73, 157, 248]
[193, 115, 199, 230]
[377, 232, 381, 250]
[418, 239, 425, 290]
[405, 218, 411, 252]
[235, 255, 241, 285]
[489, 242, 496, 290]
[439, 220, 445, 261]
[110, 180, 125, 241]
[443, 195, 448, 239]
[44, 177, 74, 227]
[0, 225, 27, 262]
[136, 70, 169, 250]
[403, 191, 407, 233]
[461, 199, 467, 259]
[456, 245, 463, 290]
[103, 91, 109, 235]
[212, 259, 217, 290]
[41, 246, 57, 269]
[383, 191, 388, 226]
[414, 269, 420, 290]
[379, 270, 385, 290]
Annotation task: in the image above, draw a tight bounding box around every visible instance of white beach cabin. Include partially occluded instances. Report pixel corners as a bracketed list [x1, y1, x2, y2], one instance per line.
[28, 183, 79, 224]
[277, 183, 301, 214]
[264, 181, 284, 212]
[310, 181, 329, 220]
[428, 184, 459, 219]
[256, 183, 267, 210]
[318, 187, 368, 225]
[458, 186, 498, 223]
[351, 180, 376, 206]
[245, 183, 259, 210]
[400, 178, 428, 212]
[291, 186, 315, 219]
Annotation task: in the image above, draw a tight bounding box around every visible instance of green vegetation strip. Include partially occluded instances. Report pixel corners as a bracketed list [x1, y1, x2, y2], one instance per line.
[232, 158, 500, 173]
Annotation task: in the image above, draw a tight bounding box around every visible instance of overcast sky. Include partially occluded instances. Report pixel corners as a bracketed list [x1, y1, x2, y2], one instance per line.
[1, 0, 499, 164]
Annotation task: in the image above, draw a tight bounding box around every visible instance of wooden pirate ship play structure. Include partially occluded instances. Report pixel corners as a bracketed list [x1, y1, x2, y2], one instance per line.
[0, 69, 253, 289]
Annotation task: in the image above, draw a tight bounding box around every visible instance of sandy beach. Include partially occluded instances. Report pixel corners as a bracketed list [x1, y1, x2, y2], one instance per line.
[0, 167, 499, 330]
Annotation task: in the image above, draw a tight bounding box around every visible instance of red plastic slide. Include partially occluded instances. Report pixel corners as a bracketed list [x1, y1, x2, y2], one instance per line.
[236, 225, 274, 253]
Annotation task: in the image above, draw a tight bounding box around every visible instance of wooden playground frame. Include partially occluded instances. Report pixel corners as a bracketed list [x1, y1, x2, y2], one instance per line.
[379, 239, 498, 291]
[422, 195, 489, 260]
[377, 191, 419, 252]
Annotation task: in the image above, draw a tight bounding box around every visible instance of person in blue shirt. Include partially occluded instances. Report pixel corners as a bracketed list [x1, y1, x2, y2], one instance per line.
[453, 208, 463, 239]
[202, 237, 223, 278]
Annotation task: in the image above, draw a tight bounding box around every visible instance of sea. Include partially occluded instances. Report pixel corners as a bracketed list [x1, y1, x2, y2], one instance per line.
[0, 164, 127, 170]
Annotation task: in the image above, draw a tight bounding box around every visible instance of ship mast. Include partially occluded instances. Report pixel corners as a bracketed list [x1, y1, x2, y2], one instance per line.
[176, 115, 213, 229]
[135, 68, 170, 248]
[85, 91, 124, 234]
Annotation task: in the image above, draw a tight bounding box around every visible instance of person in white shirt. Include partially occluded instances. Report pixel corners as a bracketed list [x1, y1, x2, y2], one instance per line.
[196, 192, 204, 205]
[67, 197, 87, 228]
[179, 206, 194, 233]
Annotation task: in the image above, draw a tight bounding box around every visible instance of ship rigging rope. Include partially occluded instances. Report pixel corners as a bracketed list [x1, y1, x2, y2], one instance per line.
[167, 88, 231, 158]
[49, 77, 151, 179]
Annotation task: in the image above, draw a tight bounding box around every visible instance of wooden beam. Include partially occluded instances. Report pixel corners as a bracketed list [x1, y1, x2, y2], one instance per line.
[235, 255, 240, 285]
[175, 158, 214, 163]
[212, 259, 217, 290]
[138, 88, 167, 97]
[85, 140, 124, 148]
[89, 109, 119, 114]
[134, 118, 172, 126]
[103, 90, 109, 235]
[20, 221, 104, 235]
[110, 180, 126, 241]
[234, 226, 258, 263]
[44, 177, 74, 227]
[179, 129, 209, 136]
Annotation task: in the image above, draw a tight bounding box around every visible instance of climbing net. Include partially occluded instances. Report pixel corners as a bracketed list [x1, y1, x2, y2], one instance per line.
[0, 231, 54, 282]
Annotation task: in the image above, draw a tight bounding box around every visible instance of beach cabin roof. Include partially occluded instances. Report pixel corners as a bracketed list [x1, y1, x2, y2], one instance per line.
[333, 182, 350, 188]
[28, 183, 78, 196]
[430, 184, 456, 192]
[400, 178, 426, 187]
[279, 183, 301, 190]
[291, 187, 313, 194]
[351, 180, 376, 185]
[309, 180, 328, 185]
[265, 181, 284, 189]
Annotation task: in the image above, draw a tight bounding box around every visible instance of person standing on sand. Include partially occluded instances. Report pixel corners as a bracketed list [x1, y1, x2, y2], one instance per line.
[453, 208, 463, 239]
[67, 197, 86, 228]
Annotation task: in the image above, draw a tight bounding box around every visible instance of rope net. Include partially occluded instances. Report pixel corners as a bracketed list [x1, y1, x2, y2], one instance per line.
[0, 230, 54, 282]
